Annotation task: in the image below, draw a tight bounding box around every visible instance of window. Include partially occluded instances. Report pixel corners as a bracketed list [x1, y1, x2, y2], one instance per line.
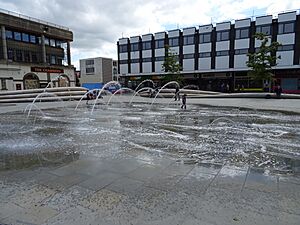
[86, 67, 95, 73]
[217, 31, 229, 41]
[216, 50, 229, 56]
[8, 48, 14, 60]
[155, 39, 165, 49]
[142, 41, 151, 50]
[86, 59, 94, 65]
[56, 40, 62, 47]
[24, 51, 30, 62]
[169, 37, 179, 47]
[5, 30, 13, 39]
[256, 25, 271, 35]
[277, 45, 294, 51]
[278, 22, 294, 34]
[30, 35, 36, 44]
[142, 58, 152, 62]
[1, 79, 7, 90]
[50, 39, 56, 47]
[16, 50, 23, 61]
[131, 58, 139, 63]
[46, 54, 50, 63]
[51, 55, 56, 64]
[22, 33, 29, 42]
[155, 56, 165, 61]
[119, 59, 128, 64]
[45, 37, 50, 45]
[199, 33, 211, 43]
[235, 49, 248, 55]
[14, 32, 21, 41]
[113, 61, 117, 66]
[183, 54, 194, 59]
[183, 35, 194, 45]
[31, 52, 38, 63]
[235, 28, 249, 39]
[119, 44, 128, 53]
[57, 57, 63, 65]
[131, 43, 139, 51]
[199, 52, 211, 58]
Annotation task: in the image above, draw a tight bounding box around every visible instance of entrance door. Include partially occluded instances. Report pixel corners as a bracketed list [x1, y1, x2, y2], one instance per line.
[23, 73, 40, 89]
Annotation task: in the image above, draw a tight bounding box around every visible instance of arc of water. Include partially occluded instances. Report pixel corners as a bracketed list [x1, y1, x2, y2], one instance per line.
[44, 75, 63, 92]
[134, 79, 155, 92]
[151, 81, 180, 106]
[75, 88, 101, 111]
[210, 117, 236, 125]
[129, 87, 154, 105]
[91, 81, 121, 115]
[107, 87, 135, 105]
[24, 103, 45, 117]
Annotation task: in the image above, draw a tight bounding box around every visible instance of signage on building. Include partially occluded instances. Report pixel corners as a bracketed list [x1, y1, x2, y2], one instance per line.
[31, 67, 64, 74]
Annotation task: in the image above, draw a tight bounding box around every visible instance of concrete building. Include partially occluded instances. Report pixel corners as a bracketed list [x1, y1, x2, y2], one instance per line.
[117, 10, 300, 93]
[0, 8, 76, 91]
[80, 57, 116, 89]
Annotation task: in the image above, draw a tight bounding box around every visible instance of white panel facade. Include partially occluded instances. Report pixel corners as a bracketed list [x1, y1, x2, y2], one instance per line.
[216, 41, 230, 51]
[216, 22, 231, 31]
[131, 63, 139, 74]
[255, 15, 272, 25]
[168, 30, 180, 38]
[142, 50, 152, 58]
[216, 56, 229, 69]
[155, 49, 165, 56]
[120, 64, 128, 74]
[183, 59, 194, 71]
[119, 38, 128, 45]
[276, 51, 294, 66]
[278, 12, 296, 22]
[130, 36, 140, 43]
[119, 53, 128, 60]
[183, 45, 194, 54]
[199, 58, 211, 70]
[199, 43, 211, 52]
[142, 34, 152, 41]
[199, 25, 213, 33]
[183, 27, 195, 35]
[255, 38, 271, 48]
[234, 55, 248, 68]
[235, 39, 250, 49]
[155, 32, 166, 39]
[155, 62, 164, 72]
[235, 19, 251, 28]
[170, 47, 179, 55]
[131, 51, 140, 59]
[142, 63, 152, 73]
[277, 34, 295, 45]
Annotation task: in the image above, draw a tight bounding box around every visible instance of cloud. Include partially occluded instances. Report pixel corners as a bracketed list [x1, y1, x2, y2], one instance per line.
[0, 0, 298, 69]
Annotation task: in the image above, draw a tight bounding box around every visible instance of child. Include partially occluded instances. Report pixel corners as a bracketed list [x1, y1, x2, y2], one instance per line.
[181, 94, 186, 110]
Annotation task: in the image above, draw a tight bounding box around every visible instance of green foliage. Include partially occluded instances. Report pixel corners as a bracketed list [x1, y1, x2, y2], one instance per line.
[246, 33, 281, 83]
[162, 45, 183, 86]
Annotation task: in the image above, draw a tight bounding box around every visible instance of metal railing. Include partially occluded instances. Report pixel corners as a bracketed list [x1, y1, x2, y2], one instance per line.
[0, 8, 69, 31]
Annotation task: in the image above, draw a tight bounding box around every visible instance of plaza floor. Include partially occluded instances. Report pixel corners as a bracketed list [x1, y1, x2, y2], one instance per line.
[0, 96, 300, 225]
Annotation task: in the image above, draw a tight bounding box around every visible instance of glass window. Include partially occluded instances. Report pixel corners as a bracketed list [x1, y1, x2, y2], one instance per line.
[8, 48, 14, 60]
[45, 37, 50, 45]
[119, 59, 128, 64]
[51, 55, 56, 64]
[142, 58, 152, 62]
[235, 28, 249, 39]
[22, 33, 29, 42]
[131, 43, 139, 51]
[86, 67, 94, 73]
[217, 31, 229, 41]
[277, 45, 294, 51]
[199, 33, 211, 43]
[31, 52, 38, 63]
[169, 37, 179, 47]
[199, 52, 211, 58]
[235, 49, 248, 55]
[131, 58, 139, 63]
[155, 56, 165, 61]
[30, 35, 36, 43]
[24, 51, 30, 62]
[119, 44, 128, 53]
[155, 39, 165, 49]
[14, 32, 21, 41]
[183, 54, 194, 59]
[50, 39, 56, 47]
[5, 30, 13, 39]
[216, 51, 229, 56]
[16, 50, 22, 61]
[256, 25, 271, 35]
[142, 41, 151, 50]
[183, 35, 194, 45]
[86, 59, 94, 65]
[278, 22, 294, 34]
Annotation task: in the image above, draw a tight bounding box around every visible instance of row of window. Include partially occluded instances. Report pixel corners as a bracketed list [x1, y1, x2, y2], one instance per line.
[119, 45, 294, 63]
[119, 21, 295, 52]
[5, 30, 63, 48]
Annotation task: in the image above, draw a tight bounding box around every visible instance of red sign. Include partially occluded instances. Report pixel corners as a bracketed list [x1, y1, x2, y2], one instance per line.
[31, 67, 64, 73]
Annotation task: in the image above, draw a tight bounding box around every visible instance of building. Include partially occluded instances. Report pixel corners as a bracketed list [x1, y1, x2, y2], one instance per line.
[80, 57, 117, 90]
[117, 10, 300, 93]
[0, 8, 75, 91]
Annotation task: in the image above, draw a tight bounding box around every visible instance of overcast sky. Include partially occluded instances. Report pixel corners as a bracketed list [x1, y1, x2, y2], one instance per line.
[0, 0, 299, 69]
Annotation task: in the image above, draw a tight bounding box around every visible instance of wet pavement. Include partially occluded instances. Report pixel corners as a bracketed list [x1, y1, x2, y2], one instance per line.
[0, 97, 300, 225]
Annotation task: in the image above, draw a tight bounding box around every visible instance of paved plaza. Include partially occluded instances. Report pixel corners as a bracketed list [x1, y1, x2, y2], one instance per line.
[0, 96, 300, 225]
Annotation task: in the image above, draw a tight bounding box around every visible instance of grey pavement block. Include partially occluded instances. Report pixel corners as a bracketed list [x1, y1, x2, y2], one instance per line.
[244, 167, 278, 192]
[78, 171, 122, 191]
[279, 175, 300, 185]
[163, 162, 195, 176]
[49, 163, 82, 177]
[102, 158, 146, 174]
[0, 202, 24, 220]
[145, 172, 183, 191]
[188, 162, 222, 176]
[278, 212, 300, 225]
[106, 177, 144, 195]
[127, 164, 163, 182]
[278, 182, 300, 215]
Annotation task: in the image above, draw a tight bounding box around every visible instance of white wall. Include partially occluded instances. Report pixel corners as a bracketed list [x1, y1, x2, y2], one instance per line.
[142, 63, 152, 73]
[183, 45, 194, 54]
[155, 62, 164, 72]
[216, 56, 229, 69]
[277, 34, 295, 45]
[216, 41, 230, 51]
[131, 63, 139, 74]
[235, 39, 249, 49]
[120, 64, 128, 75]
[131, 51, 139, 59]
[234, 55, 248, 68]
[155, 49, 165, 56]
[142, 50, 152, 58]
[119, 53, 128, 60]
[183, 59, 194, 71]
[198, 58, 211, 70]
[277, 51, 294, 66]
[199, 43, 211, 52]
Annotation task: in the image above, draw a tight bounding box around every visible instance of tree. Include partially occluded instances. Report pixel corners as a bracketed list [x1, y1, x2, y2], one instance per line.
[246, 33, 281, 91]
[162, 45, 183, 86]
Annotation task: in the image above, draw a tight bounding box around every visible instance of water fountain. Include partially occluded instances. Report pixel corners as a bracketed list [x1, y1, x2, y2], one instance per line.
[129, 87, 154, 105]
[134, 79, 155, 92]
[74, 89, 106, 111]
[107, 87, 135, 105]
[151, 81, 180, 105]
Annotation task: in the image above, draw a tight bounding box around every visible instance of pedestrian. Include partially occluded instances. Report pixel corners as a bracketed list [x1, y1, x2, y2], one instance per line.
[175, 86, 180, 101]
[275, 85, 282, 98]
[181, 94, 187, 110]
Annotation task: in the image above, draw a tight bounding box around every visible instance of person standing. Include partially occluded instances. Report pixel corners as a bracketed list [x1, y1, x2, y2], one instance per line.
[181, 94, 187, 110]
[275, 85, 282, 98]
